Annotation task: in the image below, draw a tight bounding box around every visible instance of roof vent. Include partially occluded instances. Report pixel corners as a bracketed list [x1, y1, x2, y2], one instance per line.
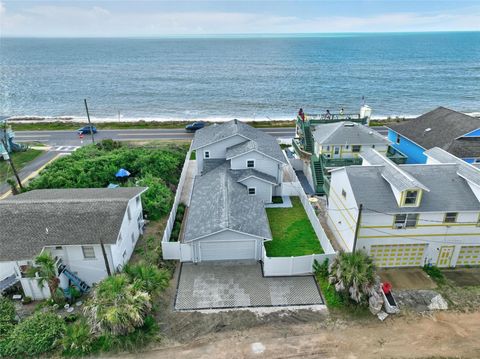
[425, 128, 431, 132]
[234, 119, 238, 124]
[369, 131, 373, 135]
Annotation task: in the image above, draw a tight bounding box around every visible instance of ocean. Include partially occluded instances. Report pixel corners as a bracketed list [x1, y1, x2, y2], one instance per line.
[1, 32, 479, 122]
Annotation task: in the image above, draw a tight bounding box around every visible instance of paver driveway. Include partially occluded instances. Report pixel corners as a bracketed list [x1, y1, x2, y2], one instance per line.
[175, 261, 323, 310]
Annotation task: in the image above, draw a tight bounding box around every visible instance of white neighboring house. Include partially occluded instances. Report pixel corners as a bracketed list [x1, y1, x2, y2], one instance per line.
[312, 121, 390, 162]
[0, 187, 147, 299]
[327, 148, 480, 268]
[181, 119, 287, 262]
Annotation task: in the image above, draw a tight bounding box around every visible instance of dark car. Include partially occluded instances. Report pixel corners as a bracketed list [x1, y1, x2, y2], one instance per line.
[185, 121, 205, 132]
[78, 125, 97, 135]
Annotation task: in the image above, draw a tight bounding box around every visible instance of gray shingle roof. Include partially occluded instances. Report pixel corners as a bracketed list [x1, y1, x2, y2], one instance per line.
[425, 147, 480, 187]
[312, 122, 389, 145]
[192, 120, 287, 163]
[231, 168, 277, 184]
[361, 149, 429, 192]
[183, 163, 272, 242]
[0, 188, 146, 261]
[203, 159, 227, 174]
[345, 164, 479, 213]
[387, 107, 480, 158]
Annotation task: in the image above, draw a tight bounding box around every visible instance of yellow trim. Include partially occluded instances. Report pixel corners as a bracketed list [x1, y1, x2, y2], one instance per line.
[362, 222, 479, 229]
[437, 246, 455, 267]
[359, 232, 480, 239]
[328, 194, 355, 228]
[391, 213, 419, 229]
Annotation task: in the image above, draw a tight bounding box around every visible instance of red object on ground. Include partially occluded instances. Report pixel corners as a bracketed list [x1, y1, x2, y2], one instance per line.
[79, 134, 84, 139]
[382, 282, 392, 294]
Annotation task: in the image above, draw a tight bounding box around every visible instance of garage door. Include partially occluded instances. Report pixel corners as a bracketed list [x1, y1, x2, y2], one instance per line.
[370, 244, 427, 267]
[198, 240, 256, 261]
[456, 246, 480, 266]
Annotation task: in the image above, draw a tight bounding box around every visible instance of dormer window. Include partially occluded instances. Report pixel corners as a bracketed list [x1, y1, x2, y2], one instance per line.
[403, 190, 420, 206]
[247, 160, 255, 168]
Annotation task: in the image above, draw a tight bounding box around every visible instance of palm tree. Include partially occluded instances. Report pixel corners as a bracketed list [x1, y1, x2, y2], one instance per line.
[124, 262, 170, 296]
[28, 251, 59, 297]
[84, 274, 151, 335]
[328, 250, 377, 303]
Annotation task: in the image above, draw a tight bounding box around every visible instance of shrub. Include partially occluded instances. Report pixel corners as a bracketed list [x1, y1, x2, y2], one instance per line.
[22, 296, 32, 304]
[61, 319, 94, 357]
[0, 298, 16, 336]
[423, 265, 446, 285]
[124, 262, 170, 296]
[84, 274, 152, 335]
[137, 174, 173, 219]
[1, 311, 65, 357]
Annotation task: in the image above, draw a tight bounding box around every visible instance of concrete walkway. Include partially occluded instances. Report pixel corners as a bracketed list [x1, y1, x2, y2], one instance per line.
[175, 261, 323, 310]
[295, 170, 314, 195]
[180, 160, 196, 205]
[265, 195, 292, 208]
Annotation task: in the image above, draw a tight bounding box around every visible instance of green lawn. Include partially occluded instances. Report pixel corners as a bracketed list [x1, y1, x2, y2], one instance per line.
[265, 197, 323, 257]
[0, 149, 43, 180]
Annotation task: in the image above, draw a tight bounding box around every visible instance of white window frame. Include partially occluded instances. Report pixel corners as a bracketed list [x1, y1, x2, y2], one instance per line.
[82, 246, 96, 259]
[248, 187, 256, 195]
[246, 159, 255, 168]
[204, 150, 210, 159]
[403, 190, 419, 206]
[393, 214, 418, 229]
[352, 145, 361, 153]
[444, 212, 458, 224]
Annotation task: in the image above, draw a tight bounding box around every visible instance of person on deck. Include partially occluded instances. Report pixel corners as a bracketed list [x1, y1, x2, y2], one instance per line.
[325, 109, 331, 119]
[298, 108, 305, 121]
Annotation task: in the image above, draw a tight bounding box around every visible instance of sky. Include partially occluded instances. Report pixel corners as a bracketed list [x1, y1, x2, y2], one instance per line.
[1, 0, 479, 37]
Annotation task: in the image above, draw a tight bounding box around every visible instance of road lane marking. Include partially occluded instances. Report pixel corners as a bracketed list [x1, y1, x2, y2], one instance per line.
[15, 134, 51, 138]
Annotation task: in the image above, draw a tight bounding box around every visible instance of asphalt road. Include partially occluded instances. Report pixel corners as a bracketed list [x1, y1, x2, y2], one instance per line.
[13, 126, 389, 147]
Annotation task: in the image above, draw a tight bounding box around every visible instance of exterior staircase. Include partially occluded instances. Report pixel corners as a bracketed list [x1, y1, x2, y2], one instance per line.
[310, 157, 325, 195]
[304, 126, 314, 153]
[58, 264, 91, 293]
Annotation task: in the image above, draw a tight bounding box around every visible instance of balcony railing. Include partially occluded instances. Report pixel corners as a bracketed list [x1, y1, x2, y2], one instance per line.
[321, 154, 363, 167]
[292, 138, 312, 158]
[297, 114, 368, 126]
[386, 146, 408, 164]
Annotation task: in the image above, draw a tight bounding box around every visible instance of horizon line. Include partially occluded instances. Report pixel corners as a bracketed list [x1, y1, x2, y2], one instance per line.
[2, 30, 479, 39]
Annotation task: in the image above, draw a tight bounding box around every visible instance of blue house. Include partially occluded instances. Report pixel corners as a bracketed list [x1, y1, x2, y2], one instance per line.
[387, 107, 480, 164]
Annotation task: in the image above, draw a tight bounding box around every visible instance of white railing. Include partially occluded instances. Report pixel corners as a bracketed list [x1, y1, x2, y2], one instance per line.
[161, 144, 194, 261]
[262, 244, 336, 276]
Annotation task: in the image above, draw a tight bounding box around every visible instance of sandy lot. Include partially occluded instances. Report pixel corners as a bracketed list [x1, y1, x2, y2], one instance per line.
[116, 310, 480, 359]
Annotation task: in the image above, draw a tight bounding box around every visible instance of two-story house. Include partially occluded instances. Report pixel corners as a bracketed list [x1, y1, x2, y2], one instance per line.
[0, 187, 147, 299]
[387, 107, 480, 164]
[327, 148, 480, 268]
[182, 119, 287, 262]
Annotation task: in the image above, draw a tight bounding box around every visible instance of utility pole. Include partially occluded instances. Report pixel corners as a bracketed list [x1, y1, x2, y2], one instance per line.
[1, 138, 24, 191]
[83, 99, 95, 144]
[352, 203, 363, 253]
[99, 239, 112, 276]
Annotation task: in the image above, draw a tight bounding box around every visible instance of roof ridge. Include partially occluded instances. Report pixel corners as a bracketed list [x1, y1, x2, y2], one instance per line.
[223, 169, 230, 229]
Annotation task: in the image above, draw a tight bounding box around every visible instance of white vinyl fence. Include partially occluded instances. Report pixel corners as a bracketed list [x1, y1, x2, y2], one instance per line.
[161, 145, 194, 261]
[262, 154, 337, 276]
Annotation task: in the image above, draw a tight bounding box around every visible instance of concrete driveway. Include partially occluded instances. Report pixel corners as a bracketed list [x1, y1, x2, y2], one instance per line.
[175, 261, 323, 310]
[378, 268, 437, 290]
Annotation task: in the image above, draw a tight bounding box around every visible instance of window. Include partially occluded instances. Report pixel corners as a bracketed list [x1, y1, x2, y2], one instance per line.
[55, 246, 63, 250]
[394, 214, 418, 229]
[477, 214, 480, 227]
[136, 196, 140, 205]
[82, 246, 95, 259]
[246, 160, 255, 168]
[127, 206, 132, 221]
[372, 145, 376, 149]
[352, 145, 361, 153]
[131, 233, 135, 244]
[341, 189, 347, 199]
[396, 134, 401, 144]
[403, 190, 419, 205]
[326, 146, 330, 151]
[204, 150, 210, 159]
[248, 187, 256, 195]
[117, 234, 122, 243]
[444, 212, 458, 223]
[334, 147, 340, 155]
[122, 250, 127, 260]
[345, 145, 349, 150]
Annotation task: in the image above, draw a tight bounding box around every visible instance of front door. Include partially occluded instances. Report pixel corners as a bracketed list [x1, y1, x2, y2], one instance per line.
[437, 246, 455, 267]
[333, 146, 341, 158]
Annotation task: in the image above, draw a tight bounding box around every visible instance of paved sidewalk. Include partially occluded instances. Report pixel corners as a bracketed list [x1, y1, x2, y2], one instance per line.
[265, 195, 292, 208]
[180, 160, 196, 205]
[175, 261, 323, 310]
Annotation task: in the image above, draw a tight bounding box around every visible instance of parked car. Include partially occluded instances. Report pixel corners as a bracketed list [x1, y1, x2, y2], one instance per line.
[78, 126, 97, 135]
[185, 121, 205, 132]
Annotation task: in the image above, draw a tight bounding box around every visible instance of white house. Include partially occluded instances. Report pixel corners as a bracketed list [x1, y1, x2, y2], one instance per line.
[327, 148, 480, 268]
[181, 119, 287, 262]
[312, 121, 390, 162]
[0, 187, 147, 299]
